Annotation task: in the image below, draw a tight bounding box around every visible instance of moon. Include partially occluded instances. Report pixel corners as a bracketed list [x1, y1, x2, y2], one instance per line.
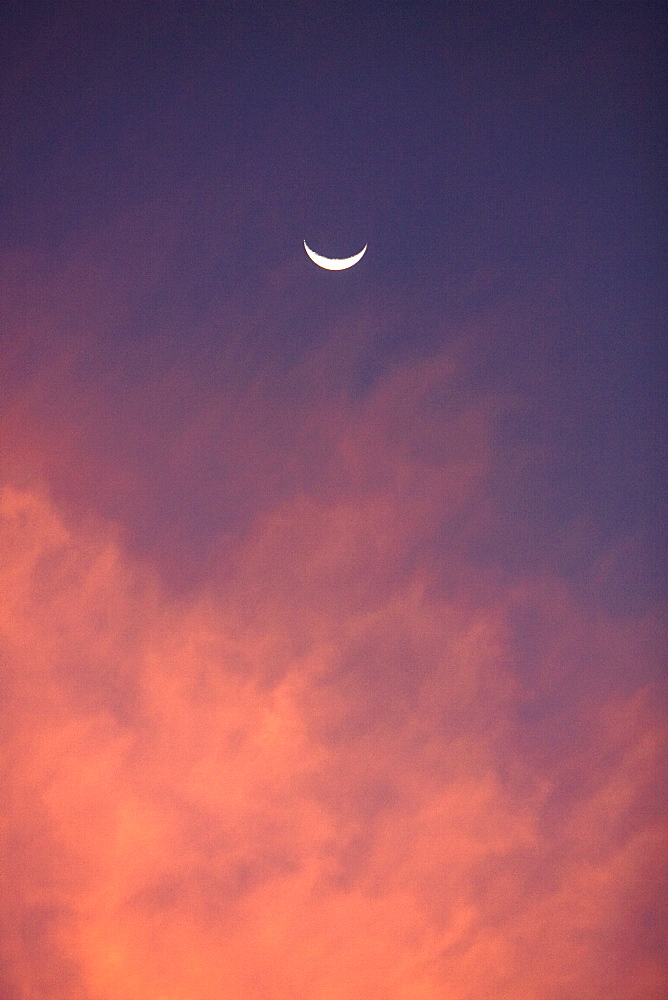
[303, 240, 367, 270]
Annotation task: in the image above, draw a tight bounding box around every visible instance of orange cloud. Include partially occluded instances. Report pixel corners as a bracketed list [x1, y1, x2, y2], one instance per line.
[1, 432, 665, 999]
[0, 243, 665, 995]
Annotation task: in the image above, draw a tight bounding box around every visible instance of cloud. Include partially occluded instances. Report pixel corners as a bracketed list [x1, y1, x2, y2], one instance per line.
[1, 328, 665, 998]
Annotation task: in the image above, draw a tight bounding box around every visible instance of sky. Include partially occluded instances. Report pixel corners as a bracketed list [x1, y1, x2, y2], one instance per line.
[0, 1, 666, 998]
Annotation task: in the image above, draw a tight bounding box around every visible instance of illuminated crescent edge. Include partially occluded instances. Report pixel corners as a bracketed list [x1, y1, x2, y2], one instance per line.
[303, 240, 367, 270]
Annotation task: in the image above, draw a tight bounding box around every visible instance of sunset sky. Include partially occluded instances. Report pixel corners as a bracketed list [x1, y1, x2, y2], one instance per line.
[1, 2, 666, 998]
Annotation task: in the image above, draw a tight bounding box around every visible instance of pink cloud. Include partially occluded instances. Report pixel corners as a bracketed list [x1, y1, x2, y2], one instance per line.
[1, 230, 665, 996]
[1, 376, 665, 998]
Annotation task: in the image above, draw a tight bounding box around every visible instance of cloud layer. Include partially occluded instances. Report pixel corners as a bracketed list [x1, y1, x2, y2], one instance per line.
[1, 285, 665, 998]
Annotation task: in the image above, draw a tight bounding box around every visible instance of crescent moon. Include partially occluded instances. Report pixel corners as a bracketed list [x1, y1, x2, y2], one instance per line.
[303, 240, 367, 270]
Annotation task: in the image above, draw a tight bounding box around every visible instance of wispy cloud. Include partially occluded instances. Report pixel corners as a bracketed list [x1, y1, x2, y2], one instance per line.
[1, 315, 664, 997]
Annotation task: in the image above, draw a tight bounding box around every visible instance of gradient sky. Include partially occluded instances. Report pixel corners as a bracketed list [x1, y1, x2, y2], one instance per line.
[1, 2, 666, 998]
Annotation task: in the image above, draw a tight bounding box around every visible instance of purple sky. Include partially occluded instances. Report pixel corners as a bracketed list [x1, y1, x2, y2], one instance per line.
[1, 3, 666, 998]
